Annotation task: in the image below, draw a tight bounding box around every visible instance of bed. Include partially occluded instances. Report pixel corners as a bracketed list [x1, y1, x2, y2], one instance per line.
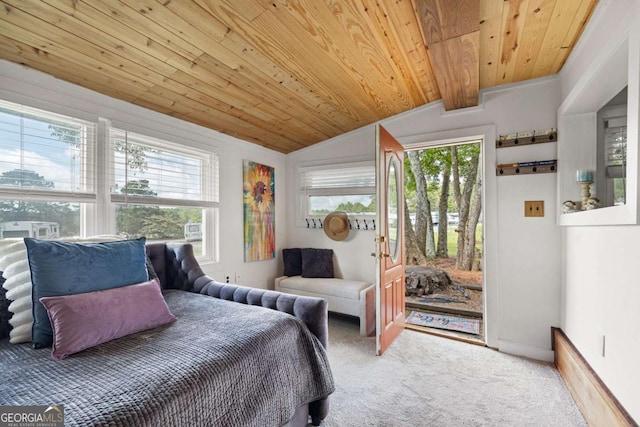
[0, 242, 335, 426]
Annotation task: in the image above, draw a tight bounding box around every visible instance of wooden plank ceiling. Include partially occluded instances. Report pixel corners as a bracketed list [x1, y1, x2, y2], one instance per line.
[0, 0, 597, 153]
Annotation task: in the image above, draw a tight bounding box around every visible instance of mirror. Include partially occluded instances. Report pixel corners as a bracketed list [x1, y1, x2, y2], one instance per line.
[387, 158, 399, 262]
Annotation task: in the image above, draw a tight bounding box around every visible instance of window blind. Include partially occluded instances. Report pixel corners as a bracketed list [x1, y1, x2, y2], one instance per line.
[108, 128, 218, 207]
[605, 116, 626, 179]
[300, 163, 375, 191]
[0, 100, 96, 201]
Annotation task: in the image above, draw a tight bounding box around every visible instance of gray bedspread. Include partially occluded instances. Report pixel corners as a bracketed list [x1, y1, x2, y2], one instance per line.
[0, 290, 335, 426]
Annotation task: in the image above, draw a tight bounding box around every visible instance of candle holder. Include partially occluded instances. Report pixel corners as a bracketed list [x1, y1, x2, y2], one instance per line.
[576, 170, 594, 210]
[578, 180, 592, 210]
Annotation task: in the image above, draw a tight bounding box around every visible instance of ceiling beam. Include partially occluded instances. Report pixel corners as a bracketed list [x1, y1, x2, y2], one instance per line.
[414, 0, 480, 110]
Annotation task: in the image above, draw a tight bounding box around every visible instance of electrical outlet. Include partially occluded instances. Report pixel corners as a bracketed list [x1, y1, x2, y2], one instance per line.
[524, 200, 544, 217]
[225, 275, 230, 283]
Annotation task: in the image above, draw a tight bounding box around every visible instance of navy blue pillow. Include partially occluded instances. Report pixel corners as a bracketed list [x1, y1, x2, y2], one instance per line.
[282, 248, 302, 276]
[301, 248, 334, 279]
[25, 237, 149, 348]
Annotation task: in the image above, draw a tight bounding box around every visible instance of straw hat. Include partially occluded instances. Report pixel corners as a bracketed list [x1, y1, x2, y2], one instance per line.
[323, 211, 350, 241]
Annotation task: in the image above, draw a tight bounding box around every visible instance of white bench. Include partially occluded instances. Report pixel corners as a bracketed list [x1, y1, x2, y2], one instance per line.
[275, 276, 375, 336]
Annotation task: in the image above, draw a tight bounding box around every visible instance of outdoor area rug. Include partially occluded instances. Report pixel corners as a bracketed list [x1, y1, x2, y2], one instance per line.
[406, 311, 480, 335]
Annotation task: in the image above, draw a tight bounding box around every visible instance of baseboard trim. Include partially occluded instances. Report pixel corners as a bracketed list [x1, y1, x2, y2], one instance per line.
[497, 339, 554, 362]
[551, 327, 637, 427]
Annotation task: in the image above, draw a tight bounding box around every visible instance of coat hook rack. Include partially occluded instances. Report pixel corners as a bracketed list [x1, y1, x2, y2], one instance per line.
[303, 217, 375, 231]
[496, 128, 557, 148]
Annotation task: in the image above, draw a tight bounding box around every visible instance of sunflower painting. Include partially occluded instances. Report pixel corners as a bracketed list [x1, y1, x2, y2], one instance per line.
[243, 160, 275, 261]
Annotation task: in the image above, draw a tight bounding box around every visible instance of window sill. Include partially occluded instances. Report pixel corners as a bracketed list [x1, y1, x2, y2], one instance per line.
[558, 204, 637, 226]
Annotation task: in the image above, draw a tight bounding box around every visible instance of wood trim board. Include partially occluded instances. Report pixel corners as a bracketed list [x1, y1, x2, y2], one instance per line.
[552, 327, 637, 427]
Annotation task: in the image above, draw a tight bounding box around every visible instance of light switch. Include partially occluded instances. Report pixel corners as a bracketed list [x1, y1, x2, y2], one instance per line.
[525, 200, 544, 217]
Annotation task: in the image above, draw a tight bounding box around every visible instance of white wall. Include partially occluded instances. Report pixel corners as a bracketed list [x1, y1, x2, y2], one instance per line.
[0, 60, 287, 290]
[558, 0, 640, 421]
[287, 76, 562, 358]
[286, 126, 377, 283]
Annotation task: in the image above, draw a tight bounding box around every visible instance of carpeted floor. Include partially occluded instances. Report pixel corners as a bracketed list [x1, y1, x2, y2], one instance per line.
[316, 315, 586, 427]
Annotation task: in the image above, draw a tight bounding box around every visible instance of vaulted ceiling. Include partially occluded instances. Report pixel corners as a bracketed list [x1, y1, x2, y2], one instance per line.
[0, 0, 598, 153]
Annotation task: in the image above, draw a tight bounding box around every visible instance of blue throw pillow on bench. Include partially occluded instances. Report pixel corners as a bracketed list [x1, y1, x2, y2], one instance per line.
[25, 237, 149, 349]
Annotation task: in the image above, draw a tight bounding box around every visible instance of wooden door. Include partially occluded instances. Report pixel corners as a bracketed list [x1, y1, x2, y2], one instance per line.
[376, 125, 405, 355]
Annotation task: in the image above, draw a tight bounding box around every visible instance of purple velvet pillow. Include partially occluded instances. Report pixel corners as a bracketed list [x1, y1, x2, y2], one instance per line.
[39, 278, 176, 361]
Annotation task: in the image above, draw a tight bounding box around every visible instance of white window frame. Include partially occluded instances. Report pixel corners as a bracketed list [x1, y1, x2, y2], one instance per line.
[0, 100, 97, 239]
[297, 161, 375, 226]
[104, 123, 219, 263]
[0, 99, 97, 201]
[0, 100, 220, 263]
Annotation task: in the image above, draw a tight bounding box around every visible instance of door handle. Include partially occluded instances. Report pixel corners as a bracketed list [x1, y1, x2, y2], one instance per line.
[371, 252, 391, 258]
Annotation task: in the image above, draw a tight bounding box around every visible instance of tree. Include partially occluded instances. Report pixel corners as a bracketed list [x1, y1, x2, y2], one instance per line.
[119, 179, 157, 196]
[139, 209, 183, 240]
[451, 144, 481, 270]
[459, 163, 482, 270]
[436, 159, 451, 258]
[116, 179, 159, 237]
[114, 180, 200, 240]
[0, 169, 78, 236]
[335, 201, 374, 213]
[407, 151, 435, 257]
[404, 198, 427, 265]
[420, 147, 454, 258]
[0, 169, 53, 188]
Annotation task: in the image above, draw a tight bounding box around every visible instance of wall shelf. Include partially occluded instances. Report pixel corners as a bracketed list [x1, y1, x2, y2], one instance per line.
[496, 160, 557, 176]
[496, 129, 557, 148]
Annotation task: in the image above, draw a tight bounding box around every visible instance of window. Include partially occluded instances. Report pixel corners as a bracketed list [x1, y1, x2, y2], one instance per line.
[596, 86, 627, 207]
[0, 100, 219, 262]
[0, 100, 95, 239]
[108, 128, 218, 258]
[557, 35, 638, 226]
[299, 162, 375, 219]
[603, 116, 627, 205]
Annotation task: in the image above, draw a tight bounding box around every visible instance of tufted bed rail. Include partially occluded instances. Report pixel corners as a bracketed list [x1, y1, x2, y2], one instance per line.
[145, 242, 330, 425]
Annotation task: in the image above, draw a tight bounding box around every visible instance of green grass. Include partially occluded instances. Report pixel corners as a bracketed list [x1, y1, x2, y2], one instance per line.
[434, 224, 483, 257]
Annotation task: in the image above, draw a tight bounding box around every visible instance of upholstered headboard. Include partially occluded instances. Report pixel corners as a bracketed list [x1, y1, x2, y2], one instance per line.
[145, 243, 203, 291]
[144, 243, 329, 350]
